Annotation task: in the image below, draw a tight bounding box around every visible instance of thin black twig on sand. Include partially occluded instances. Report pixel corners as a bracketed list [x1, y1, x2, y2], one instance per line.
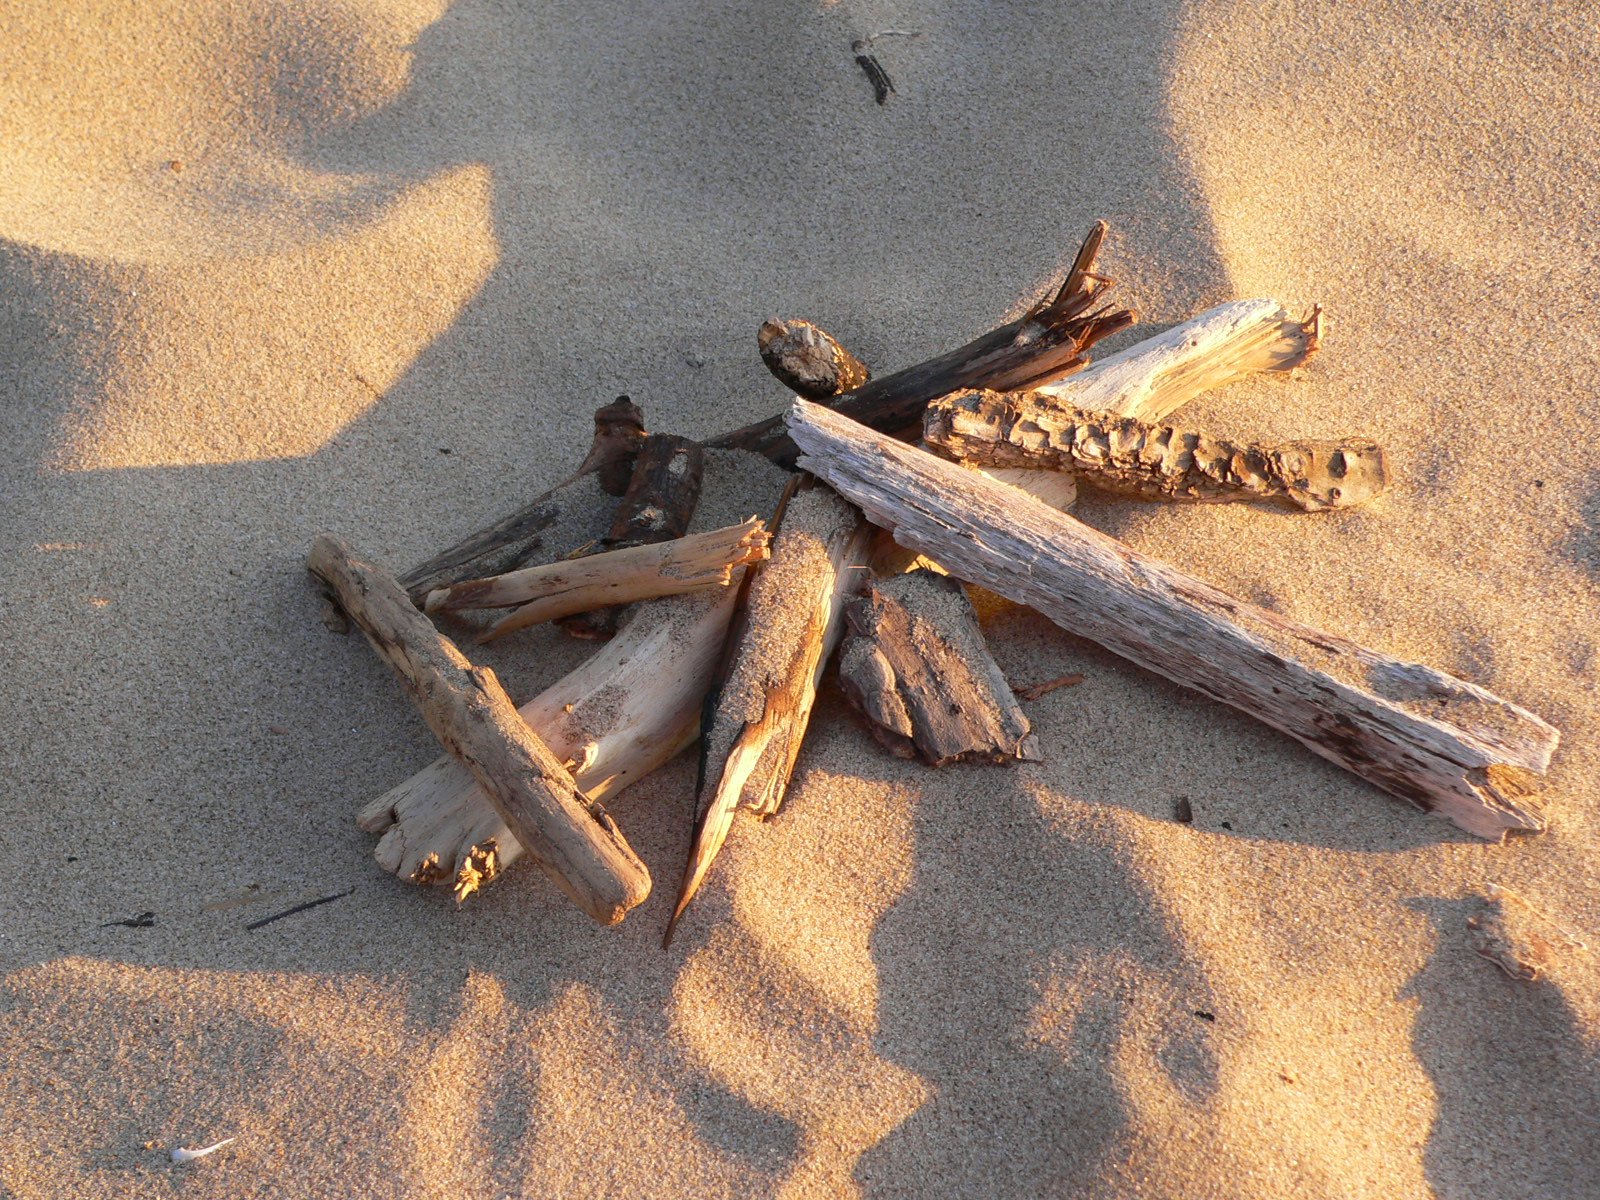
[245, 887, 355, 932]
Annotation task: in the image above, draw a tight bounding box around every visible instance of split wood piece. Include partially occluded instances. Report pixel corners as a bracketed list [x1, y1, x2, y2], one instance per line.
[560, 434, 704, 640]
[838, 568, 1039, 765]
[665, 480, 873, 944]
[307, 534, 652, 923]
[1036, 298, 1321, 423]
[758, 318, 871, 399]
[359, 447, 794, 900]
[788, 401, 1560, 840]
[397, 397, 646, 606]
[926, 389, 1389, 511]
[708, 222, 1135, 465]
[1467, 883, 1586, 982]
[420, 518, 768, 636]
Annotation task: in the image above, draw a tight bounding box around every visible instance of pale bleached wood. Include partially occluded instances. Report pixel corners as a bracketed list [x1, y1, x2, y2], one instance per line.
[1036, 298, 1320, 422]
[927, 389, 1389, 511]
[308, 535, 652, 923]
[788, 401, 1558, 840]
[666, 482, 872, 943]
[359, 449, 793, 900]
[420, 518, 770, 634]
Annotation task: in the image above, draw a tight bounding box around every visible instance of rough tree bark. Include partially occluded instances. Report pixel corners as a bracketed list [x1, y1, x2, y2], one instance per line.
[838, 568, 1039, 765]
[788, 401, 1559, 841]
[926, 389, 1389, 511]
[308, 534, 652, 923]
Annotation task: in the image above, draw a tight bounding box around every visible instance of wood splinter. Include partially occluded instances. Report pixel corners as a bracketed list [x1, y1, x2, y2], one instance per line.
[1468, 884, 1586, 982]
[666, 479, 874, 944]
[421, 517, 771, 641]
[839, 568, 1039, 765]
[309, 534, 652, 924]
[789, 401, 1560, 841]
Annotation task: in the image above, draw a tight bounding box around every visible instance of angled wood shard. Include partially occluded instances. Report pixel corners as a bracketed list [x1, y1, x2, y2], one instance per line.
[838, 568, 1039, 765]
[788, 401, 1559, 840]
[308, 534, 652, 924]
[560, 433, 705, 639]
[926, 389, 1389, 511]
[666, 480, 873, 944]
[398, 397, 646, 606]
[1468, 884, 1587, 981]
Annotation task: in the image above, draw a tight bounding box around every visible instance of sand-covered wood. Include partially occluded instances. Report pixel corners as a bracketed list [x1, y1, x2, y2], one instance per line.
[560, 433, 704, 640]
[666, 482, 872, 942]
[419, 518, 769, 637]
[789, 401, 1559, 840]
[708, 222, 1135, 465]
[927, 388, 1389, 511]
[359, 449, 794, 900]
[839, 568, 1039, 765]
[398, 397, 647, 606]
[1467, 884, 1586, 982]
[307, 534, 652, 923]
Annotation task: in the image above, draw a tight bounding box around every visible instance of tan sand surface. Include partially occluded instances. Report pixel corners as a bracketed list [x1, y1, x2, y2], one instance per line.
[2, 1, 1597, 1195]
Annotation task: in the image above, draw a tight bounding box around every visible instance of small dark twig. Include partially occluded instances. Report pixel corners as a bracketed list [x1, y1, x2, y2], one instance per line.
[851, 41, 896, 104]
[1015, 673, 1085, 702]
[245, 887, 355, 932]
[101, 911, 156, 928]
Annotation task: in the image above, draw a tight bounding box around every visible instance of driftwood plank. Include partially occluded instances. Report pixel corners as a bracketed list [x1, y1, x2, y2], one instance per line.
[788, 400, 1558, 840]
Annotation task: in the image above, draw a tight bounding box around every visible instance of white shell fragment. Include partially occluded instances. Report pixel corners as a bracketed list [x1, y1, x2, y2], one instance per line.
[171, 1137, 236, 1164]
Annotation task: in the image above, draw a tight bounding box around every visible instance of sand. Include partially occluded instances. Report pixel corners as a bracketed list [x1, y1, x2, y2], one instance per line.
[2, 0, 1596, 1195]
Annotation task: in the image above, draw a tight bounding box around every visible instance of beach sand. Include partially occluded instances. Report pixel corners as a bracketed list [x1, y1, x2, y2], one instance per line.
[2, 1, 1597, 1195]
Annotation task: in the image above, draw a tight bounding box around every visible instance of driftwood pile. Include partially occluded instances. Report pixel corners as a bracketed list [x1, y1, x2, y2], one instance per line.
[310, 223, 1561, 934]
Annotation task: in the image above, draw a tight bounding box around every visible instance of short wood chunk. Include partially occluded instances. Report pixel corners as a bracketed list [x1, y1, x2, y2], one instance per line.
[308, 534, 652, 923]
[397, 397, 646, 606]
[788, 401, 1559, 840]
[561, 433, 704, 639]
[666, 481, 873, 942]
[926, 389, 1389, 511]
[758, 317, 871, 399]
[839, 569, 1039, 765]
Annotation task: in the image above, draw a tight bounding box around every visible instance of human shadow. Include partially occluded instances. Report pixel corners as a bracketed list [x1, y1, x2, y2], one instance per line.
[0, 0, 1258, 1190]
[1402, 898, 1600, 1199]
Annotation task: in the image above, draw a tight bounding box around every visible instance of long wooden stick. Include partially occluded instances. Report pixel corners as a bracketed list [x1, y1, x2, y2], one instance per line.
[308, 535, 653, 922]
[709, 222, 1134, 465]
[788, 401, 1558, 840]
